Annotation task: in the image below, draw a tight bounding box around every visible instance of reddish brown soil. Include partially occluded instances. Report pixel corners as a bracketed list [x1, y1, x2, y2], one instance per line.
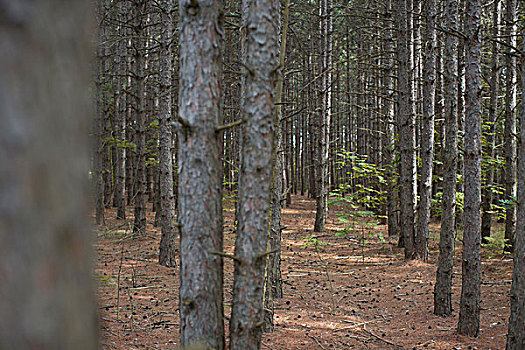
[95, 195, 512, 349]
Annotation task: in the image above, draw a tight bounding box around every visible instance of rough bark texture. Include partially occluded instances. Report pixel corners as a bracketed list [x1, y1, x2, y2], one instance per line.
[133, 0, 147, 233]
[0, 1, 97, 348]
[458, 0, 482, 337]
[506, 33, 525, 350]
[230, 0, 279, 347]
[434, 0, 459, 317]
[481, 0, 501, 242]
[503, 0, 517, 252]
[114, 0, 127, 220]
[177, 0, 225, 348]
[264, 0, 287, 333]
[158, 0, 177, 268]
[313, 0, 332, 233]
[394, 0, 417, 258]
[383, 0, 399, 238]
[416, 0, 437, 262]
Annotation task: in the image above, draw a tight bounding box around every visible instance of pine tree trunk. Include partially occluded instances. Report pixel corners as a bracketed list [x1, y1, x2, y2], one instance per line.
[177, 0, 225, 348]
[158, 0, 176, 268]
[482, 0, 501, 242]
[458, 0, 482, 336]
[503, 0, 517, 252]
[383, 0, 399, 237]
[415, 0, 437, 261]
[506, 27, 525, 350]
[394, 0, 417, 257]
[0, 1, 97, 347]
[133, 1, 147, 233]
[114, 0, 128, 220]
[434, 0, 459, 317]
[314, 0, 332, 233]
[230, 0, 279, 347]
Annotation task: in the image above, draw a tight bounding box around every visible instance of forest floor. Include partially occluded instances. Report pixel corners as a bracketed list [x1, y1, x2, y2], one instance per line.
[95, 194, 512, 350]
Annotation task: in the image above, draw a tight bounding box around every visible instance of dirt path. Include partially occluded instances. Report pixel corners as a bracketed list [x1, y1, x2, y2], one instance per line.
[95, 194, 511, 349]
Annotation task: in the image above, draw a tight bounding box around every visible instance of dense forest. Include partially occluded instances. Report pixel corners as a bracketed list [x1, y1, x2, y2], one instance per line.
[91, 0, 524, 348]
[1, 0, 525, 349]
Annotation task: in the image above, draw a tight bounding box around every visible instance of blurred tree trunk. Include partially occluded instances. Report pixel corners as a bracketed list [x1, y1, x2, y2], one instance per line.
[0, 1, 97, 348]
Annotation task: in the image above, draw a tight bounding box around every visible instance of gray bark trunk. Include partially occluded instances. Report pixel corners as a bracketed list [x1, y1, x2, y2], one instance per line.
[177, 0, 225, 348]
[133, 1, 147, 233]
[264, 0, 288, 333]
[0, 1, 97, 348]
[434, 0, 459, 317]
[158, 0, 177, 267]
[230, 0, 279, 347]
[506, 30, 525, 350]
[415, 0, 437, 261]
[114, 0, 128, 220]
[504, 0, 517, 252]
[394, 0, 417, 258]
[383, 0, 399, 237]
[482, 0, 501, 241]
[458, 0, 482, 337]
[314, 0, 332, 233]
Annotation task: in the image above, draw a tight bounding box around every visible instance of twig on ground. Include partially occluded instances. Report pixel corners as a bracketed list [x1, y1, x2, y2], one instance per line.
[362, 327, 401, 348]
[308, 335, 327, 350]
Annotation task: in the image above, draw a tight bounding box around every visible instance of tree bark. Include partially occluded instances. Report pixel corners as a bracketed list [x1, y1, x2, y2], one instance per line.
[506, 28, 525, 350]
[415, 0, 437, 261]
[158, 0, 177, 268]
[313, 0, 332, 233]
[0, 1, 97, 348]
[434, 0, 459, 317]
[458, 0, 482, 337]
[503, 0, 517, 252]
[394, 0, 417, 258]
[230, 0, 279, 347]
[177, 0, 225, 348]
[482, 0, 501, 242]
[132, 0, 147, 233]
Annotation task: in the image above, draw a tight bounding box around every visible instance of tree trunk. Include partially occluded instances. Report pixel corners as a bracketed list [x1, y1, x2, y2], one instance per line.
[314, 0, 332, 233]
[458, 0, 482, 337]
[0, 1, 97, 348]
[177, 0, 225, 348]
[230, 0, 279, 348]
[434, 0, 459, 317]
[503, 0, 517, 253]
[383, 0, 399, 237]
[158, 0, 177, 268]
[482, 0, 501, 242]
[114, 0, 128, 220]
[415, 0, 437, 261]
[133, 1, 147, 233]
[506, 28, 525, 350]
[264, 0, 289, 333]
[394, 0, 417, 258]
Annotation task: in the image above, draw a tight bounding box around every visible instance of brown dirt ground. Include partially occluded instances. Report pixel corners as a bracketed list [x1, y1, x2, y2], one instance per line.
[95, 194, 512, 350]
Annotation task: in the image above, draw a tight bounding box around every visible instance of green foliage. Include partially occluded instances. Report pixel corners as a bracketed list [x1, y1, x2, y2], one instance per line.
[482, 236, 511, 258]
[333, 151, 388, 211]
[301, 235, 330, 251]
[431, 190, 464, 217]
